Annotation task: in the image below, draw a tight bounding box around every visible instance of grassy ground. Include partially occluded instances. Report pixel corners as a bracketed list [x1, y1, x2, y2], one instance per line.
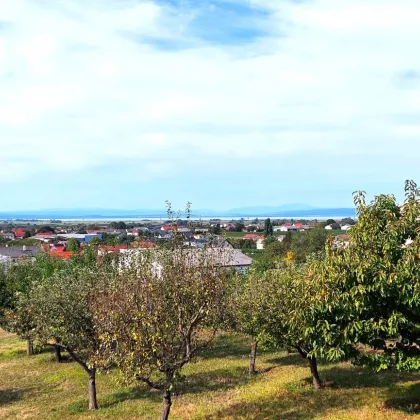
[1, 329, 420, 419]
[224, 231, 344, 239]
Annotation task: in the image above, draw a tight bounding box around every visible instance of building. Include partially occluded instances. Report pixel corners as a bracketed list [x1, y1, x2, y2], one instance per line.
[119, 248, 253, 275]
[12, 228, 26, 239]
[277, 223, 299, 232]
[1, 232, 15, 240]
[57, 233, 103, 243]
[0, 245, 38, 262]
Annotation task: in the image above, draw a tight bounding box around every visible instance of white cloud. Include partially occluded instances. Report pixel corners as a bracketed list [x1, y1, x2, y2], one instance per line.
[0, 0, 420, 186]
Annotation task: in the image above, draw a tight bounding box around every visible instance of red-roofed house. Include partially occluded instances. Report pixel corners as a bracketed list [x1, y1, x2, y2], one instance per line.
[243, 234, 260, 240]
[12, 228, 26, 239]
[49, 251, 74, 260]
[161, 225, 177, 231]
[135, 241, 156, 249]
[101, 245, 128, 252]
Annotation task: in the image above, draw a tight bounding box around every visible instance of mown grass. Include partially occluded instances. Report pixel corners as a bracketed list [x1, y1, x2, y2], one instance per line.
[224, 230, 344, 239]
[1, 329, 420, 419]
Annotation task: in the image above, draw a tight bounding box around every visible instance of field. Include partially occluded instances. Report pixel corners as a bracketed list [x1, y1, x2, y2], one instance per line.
[224, 231, 344, 239]
[1, 329, 420, 419]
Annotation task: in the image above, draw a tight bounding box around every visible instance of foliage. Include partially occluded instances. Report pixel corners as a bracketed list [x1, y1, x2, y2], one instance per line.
[264, 218, 274, 237]
[210, 223, 222, 235]
[234, 222, 245, 232]
[227, 238, 257, 250]
[237, 259, 355, 388]
[30, 264, 113, 409]
[316, 180, 420, 372]
[66, 238, 81, 252]
[290, 227, 328, 263]
[329, 222, 341, 230]
[0, 255, 66, 348]
[110, 221, 127, 230]
[93, 246, 231, 419]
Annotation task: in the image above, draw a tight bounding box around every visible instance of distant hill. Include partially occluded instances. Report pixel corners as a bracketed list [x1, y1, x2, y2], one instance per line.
[0, 205, 356, 220]
[226, 203, 315, 215]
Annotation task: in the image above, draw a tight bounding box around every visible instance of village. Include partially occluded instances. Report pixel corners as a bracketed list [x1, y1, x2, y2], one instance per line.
[0, 217, 355, 271]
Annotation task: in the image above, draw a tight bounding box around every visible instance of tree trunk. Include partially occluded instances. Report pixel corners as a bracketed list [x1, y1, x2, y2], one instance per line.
[308, 356, 322, 389]
[26, 339, 34, 356]
[296, 346, 322, 390]
[54, 345, 62, 363]
[88, 368, 99, 410]
[160, 389, 172, 420]
[249, 340, 258, 374]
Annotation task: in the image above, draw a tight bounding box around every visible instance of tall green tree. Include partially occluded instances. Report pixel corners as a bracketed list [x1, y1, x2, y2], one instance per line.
[264, 218, 274, 237]
[317, 180, 420, 372]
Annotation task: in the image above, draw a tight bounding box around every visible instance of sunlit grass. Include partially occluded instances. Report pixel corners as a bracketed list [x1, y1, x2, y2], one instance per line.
[1, 329, 419, 419]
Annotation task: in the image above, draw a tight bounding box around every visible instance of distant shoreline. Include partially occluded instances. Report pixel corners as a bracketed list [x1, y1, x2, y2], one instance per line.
[0, 214, 356, 222]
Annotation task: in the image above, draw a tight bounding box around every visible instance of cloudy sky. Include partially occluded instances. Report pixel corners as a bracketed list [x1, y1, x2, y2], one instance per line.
[1, 0, 420, 211]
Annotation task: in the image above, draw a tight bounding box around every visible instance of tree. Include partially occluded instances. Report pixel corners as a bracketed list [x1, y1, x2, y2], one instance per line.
[23, 231, 31, 239]
[329, 222, 341, 230]
[1, 255, 66, 356]
[232, 271, 274, 374]
[246, 261, 346, 389]
[110, 221, 127, 230]
[30, 265, 110, 410]
[290, 227, 328, 263]
[93, 247, 230, 419]
[235, 222, 245, 232]
[324, 219, 336, 226]
[39, 225, 55, 233]
[317, 180, 420, 372]
[264, 218, 273, 237]
[66, 238, 80, 252]
[210, 224, 222, 235]
[341, 217, 356, 226]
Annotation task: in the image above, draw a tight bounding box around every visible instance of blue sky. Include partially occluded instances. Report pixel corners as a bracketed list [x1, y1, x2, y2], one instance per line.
[1, 0, 419, 211]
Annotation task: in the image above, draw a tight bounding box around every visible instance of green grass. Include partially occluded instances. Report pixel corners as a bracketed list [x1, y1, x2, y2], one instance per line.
[225, 230, 345, 239]
[1, 329, 420, 419]
[224, 232, 284, 238]
[241, 249, 266, 261]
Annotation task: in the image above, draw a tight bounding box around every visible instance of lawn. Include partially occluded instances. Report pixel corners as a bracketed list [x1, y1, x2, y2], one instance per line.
[224, 231, 344, 239]
[1, 329, 420, 419]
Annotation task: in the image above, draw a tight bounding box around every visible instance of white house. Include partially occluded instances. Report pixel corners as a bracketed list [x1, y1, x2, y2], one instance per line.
[325, 225, 333, 230]
[340, 225, 352, 231]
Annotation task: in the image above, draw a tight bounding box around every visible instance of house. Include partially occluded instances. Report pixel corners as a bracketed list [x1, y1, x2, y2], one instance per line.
[1, 232, 15, 240]
[161, 225, 177, 232]
[49, 251, 74, 260]
[340, 225, 352, 231]
[134, 241, 156, 249]
[325, 225, 333, 230]
[256, 238, 265, 250]
[32, 234, 57, 243]
[119, 248, 253, 275]
[98, 245, 128, 256]
[57, 233, 103, 243]
[277, 223, 299, 232]
[12, 228, 26, 239]
[0, 245, 38, 261]
[157, 232, 172, 240]
[243, 234, 260, 240]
